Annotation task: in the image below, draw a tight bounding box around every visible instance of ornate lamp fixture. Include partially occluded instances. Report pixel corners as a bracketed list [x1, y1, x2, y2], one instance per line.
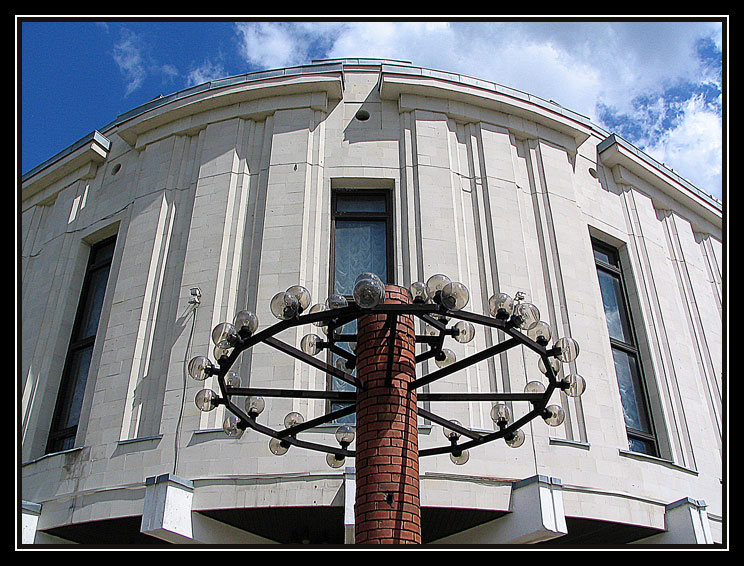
[188, 272, 586, 466]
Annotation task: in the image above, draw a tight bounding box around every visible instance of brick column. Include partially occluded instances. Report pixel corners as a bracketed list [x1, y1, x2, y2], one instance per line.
[354, 285, 421, 544]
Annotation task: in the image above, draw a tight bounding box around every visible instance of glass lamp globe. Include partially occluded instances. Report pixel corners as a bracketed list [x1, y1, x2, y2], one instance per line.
[213, 345, 233, 361]
[195, 389, 219, 412]
[410, 281, 428, 303]
[426, 274, 451, 302]
[233, 310, 259, 334]
[524, 380, 547, 394]
[212, 322, 239, 348]
[284, 411, 305, 429]
[244, 396, 265, 417]
[441, 282, 469, 310]
[490, 403, 511, 425]
[563, 374, 587, 397]
[353, 273, 385, 308]
[335, 425, 355, 446]
[222, 415, 244, 438]
[538, 356, 562, 376]
[555, 337, 580, 363]
[543, 404, 566, 427]
[301, 334, 323, 356]
[505, 429, 526, 448]
[450, 449, 470, 465]
[188, 356, 213, 381]
[435, 348, 456, 368]
[442, 420, 463, 441]
[308, 303, 329, 326]
[326, 453, 346, 468]
[224, 371, 241, 388]
[326, 294, 348, 310]
[454, 321, 476, 344]
[286, 285, 312, 311]
[514, 302, 540, 330]
[528, 321, 552, 344]
[270, 292, 300, 320]
[269, 437, 289, 456]
[488, 292, 514, 319]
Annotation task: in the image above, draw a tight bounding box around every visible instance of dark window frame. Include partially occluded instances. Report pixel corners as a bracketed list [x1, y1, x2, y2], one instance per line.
[592, 238, 659, 457]
[329, 189, 394, 298]
[327, 189, 394, 422]
[46, 236, 116, 454]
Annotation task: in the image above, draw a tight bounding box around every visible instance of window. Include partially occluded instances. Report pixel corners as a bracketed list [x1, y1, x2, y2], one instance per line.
[329, 190, 393, 421]
[592, 239, 658, 456]
[46, 237, 116, 453]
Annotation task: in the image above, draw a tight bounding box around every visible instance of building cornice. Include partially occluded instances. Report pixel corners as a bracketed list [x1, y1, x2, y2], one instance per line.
[599, 133, 722, 228]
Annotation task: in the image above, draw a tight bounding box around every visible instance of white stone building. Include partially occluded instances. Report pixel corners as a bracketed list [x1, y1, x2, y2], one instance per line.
[20, 59, 724, 546]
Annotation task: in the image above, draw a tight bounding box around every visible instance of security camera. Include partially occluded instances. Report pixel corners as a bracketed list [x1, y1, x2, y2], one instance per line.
[188, 287, 202, 305]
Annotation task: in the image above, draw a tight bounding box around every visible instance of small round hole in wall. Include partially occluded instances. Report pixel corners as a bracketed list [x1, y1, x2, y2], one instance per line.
[588, 167, 599, 179]
[355, 109, 370, 122]
[111, 163, 122, 176]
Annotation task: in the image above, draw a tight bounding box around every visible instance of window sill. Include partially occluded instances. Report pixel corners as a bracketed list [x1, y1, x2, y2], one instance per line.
[618, 449, 698, 475]
[549, 437, 591, 450]
[22, 446, 85, 467]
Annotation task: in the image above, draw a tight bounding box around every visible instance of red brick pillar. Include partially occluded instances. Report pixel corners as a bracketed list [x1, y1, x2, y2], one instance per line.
[354, 285, 421, 544]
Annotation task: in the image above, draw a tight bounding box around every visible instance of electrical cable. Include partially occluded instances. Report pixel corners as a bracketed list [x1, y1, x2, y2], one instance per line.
[174, 304, 198, 476]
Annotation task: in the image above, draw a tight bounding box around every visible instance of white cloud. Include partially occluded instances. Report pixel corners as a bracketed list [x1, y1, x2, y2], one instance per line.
[186, 59, 227, 87]
[642, 95, 723, 199]
[112, 28, 146, 97]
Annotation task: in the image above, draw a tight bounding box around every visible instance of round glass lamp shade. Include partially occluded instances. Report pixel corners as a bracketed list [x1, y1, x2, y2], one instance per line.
[524, 380, 547, 394]
[528, 321, 552, 344]
[450, 449, 470, 465]
[244, 396, 266, 416]
[490, 403, 511, 425]
[441, 281, 470, 310]
[505, 429, 526, 448]
[286, 285, 312, 311]
[224, 371, 241, 388]
[435, 348, 457, 368]
[353, 273, 385, 308]
[514, 302, 540, 330]
[269, 438, 289, 456]
[283, 411, 305, 429]
[211, 322, 238, 348]
[426, 274, 451, 301]
[538, 356, 562, 376]
[326, 294, 348, 310]
[442, 420, 463, 441]
[563, 374, 587, 397]
[213, 345, 233, 361]
[233, 310, 259, 334]
[454, 321, 476, 344]
[543, 404, 566, 427]
[335, 425, 355, 445]
[326, 453, 346, 468]
[555, 337, 580, 363]
[301, 334, 323, 356]
[410, 281, 428, 303]
[270, 291, 300, 320]
[308, 303, 329, 326]
[188, 356, 213, 381]
[488, 292, 514, 318]
[195, 389, 219, 412]
[222, 415, 244, 438]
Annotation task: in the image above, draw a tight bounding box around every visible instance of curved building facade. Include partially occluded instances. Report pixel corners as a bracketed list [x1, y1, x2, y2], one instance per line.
[20, 59, 724, 546]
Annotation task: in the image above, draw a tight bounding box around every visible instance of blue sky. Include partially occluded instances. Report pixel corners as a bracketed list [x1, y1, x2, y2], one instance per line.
[19, 19, 724, 201]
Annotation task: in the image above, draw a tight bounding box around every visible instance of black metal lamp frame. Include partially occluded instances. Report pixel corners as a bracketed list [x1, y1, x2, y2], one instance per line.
[206, 297, 571, 460]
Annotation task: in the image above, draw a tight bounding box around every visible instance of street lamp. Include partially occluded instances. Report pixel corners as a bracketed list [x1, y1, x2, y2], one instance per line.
[187, 276, 586, 543]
